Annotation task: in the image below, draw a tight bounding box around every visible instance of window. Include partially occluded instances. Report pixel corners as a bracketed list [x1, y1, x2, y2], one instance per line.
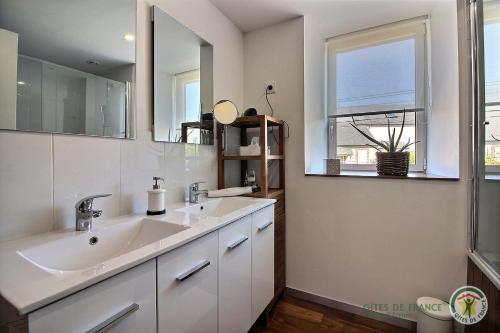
[174, 70, 200, 144]
[327, 18, 428, 171]
[484, 3, 500, 173]
[185, 80, 201, 122]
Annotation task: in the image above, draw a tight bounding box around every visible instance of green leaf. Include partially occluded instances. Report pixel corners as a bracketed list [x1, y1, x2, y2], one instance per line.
[366, 144, 382, 152]
[398, 140, 420, 152]
[390, 128, 396, 152]
[395, 111, 406, 149]
[387, 119, 392, 145]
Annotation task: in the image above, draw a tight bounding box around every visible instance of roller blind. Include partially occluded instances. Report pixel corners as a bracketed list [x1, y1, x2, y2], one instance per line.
[327, 18, 427, 117]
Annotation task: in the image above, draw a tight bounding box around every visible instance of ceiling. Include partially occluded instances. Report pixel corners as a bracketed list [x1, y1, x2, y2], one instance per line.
[209, 0, 449, 33]
[0, 0, 135, 75]
[209, 0, 302, 32]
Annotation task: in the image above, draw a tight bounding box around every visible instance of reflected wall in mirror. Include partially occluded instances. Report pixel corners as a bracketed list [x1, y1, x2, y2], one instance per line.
[472, 0, 500, 276]
[152, 6, 214, 144]
[0, 0, 136, 139]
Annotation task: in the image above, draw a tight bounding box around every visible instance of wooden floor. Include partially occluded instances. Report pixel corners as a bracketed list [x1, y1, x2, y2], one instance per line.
[250, 295, 415, 333]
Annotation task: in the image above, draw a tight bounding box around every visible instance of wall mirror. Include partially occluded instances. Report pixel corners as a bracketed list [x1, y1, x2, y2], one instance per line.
[0, 0, 136, 139]
[152, 6, 214, 144]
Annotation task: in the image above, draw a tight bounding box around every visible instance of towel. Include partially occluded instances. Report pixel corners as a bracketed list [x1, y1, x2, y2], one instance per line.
[207, 187, 253, 198]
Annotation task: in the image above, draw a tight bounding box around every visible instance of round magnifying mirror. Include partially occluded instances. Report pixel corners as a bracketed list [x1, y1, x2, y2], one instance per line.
[213, 100, 238, 124]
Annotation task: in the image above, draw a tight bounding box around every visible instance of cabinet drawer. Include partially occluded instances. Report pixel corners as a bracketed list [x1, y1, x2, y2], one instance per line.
[157, 231, 218, 333]
[28, 260, 156, 333]
[218, 216, 252, 333]
[251, 205, 274, 322]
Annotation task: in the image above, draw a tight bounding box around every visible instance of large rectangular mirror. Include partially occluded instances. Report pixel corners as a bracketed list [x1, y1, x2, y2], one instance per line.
[152, 6, 214, 144]
[0, 0, 136, 139]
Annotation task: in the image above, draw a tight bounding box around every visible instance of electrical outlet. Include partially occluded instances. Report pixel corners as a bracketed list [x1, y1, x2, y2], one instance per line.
[265, 81, 276, 94]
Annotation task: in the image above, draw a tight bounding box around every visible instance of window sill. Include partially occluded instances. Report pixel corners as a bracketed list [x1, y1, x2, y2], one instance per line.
[305, 170, 459, 181]
[485, 174, 500, 181]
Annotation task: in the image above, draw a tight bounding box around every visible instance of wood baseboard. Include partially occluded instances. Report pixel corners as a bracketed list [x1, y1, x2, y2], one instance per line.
[285, 287, 416, 331]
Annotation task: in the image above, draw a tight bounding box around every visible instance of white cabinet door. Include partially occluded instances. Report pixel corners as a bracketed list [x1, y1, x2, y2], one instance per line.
[218, 216, 252, 333]
[29, 260, 156, 333]
[251, 205, 275, 322]
[157, 231, 218, 333]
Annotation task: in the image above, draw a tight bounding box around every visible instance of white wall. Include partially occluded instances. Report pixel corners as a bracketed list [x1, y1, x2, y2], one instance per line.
[426, 1, 460, 177]
[304, 19, 328, 174]
[0, 0, 244, 241]
[243, 9, 469, 322]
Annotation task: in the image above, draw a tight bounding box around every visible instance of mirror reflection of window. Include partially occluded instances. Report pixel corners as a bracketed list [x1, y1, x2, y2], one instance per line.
[185, 81, 201, 122]
[174, 70, 200, 144]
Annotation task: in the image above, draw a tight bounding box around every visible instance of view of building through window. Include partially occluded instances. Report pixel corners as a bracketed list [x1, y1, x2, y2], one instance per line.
[331, 112, 417, 165]
[484, 3, 500, 168]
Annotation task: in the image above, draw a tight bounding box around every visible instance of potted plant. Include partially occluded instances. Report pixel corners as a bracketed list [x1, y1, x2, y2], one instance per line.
[350, 112, 418, 176]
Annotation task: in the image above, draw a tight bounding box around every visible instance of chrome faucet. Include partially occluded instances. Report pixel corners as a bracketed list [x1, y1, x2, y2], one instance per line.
[188, 182, 208, 204]
[75, 194, 111, 231]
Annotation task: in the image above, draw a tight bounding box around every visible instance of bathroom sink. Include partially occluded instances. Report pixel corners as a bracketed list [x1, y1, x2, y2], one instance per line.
[17, 218, 190, 272]
[178, 197, 255, 218]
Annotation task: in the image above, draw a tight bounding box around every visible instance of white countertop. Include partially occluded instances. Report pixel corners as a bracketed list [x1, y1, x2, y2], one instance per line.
[0, 197, 275, 315]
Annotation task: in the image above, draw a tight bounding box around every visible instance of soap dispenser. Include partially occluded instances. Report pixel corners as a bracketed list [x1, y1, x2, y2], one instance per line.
[147, 177, 166, 215]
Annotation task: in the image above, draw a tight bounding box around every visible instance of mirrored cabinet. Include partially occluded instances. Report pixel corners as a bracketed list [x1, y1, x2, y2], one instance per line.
[0, 0, 137, 139]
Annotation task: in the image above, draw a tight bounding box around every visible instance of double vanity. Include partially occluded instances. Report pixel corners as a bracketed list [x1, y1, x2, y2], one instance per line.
[0, 197, 275, 333]
[0, 1, 281, 332]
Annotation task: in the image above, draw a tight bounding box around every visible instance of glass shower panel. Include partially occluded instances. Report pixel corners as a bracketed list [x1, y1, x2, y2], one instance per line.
[15, 57, 127, 137]
[475, 0, 500, 275]
[16, 56, 42, 131]
[103, 80, 126, 137]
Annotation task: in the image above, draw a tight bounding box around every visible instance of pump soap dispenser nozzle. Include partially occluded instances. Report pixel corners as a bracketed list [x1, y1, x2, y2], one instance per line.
[152, 176, 164, 190]
[147, 177, 166, 215]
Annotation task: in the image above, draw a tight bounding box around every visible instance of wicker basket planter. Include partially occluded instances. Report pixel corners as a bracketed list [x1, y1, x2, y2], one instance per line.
[376, 152, 410, 176]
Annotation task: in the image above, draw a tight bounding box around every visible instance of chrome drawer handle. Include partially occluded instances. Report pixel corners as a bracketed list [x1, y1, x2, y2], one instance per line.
[86, 303, 139, 333]
[257, 221, 273, 232]
[227, 235, 249, 250]
[176, 259, 211, 282]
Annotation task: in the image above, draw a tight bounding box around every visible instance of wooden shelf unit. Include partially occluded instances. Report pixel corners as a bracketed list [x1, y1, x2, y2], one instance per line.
[181, 120, 214, 143]
[217, 115, 285, 197]
[216, 115, 286, 311]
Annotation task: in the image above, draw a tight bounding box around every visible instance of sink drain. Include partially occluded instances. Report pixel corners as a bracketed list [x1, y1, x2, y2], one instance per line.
[200, 206, 204, 210]
[89, 236, 99, 245]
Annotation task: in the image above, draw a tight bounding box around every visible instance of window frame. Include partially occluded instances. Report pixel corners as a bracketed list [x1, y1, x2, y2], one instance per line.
[326, 17, 429, 172]
[174, 69, 201, 124]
